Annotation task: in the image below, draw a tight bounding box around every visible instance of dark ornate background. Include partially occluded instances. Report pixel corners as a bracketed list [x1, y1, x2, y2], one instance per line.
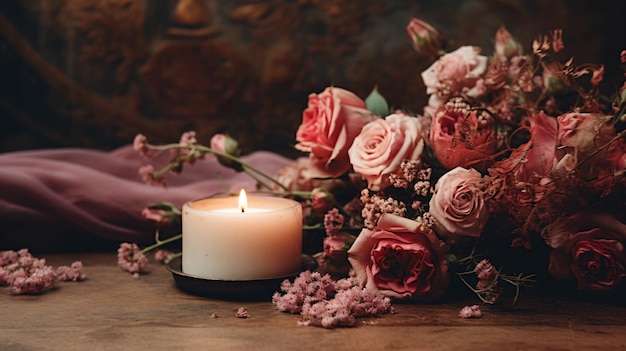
[1, 0, 624, 156]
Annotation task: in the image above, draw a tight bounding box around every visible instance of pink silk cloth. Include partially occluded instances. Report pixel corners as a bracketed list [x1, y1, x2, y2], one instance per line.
[0, 146, 293, 252]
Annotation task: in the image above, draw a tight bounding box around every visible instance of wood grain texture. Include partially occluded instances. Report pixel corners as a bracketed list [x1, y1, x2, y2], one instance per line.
[1, 252, 626, 350]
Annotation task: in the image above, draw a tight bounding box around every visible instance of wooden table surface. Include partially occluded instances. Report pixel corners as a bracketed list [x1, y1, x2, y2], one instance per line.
[2, 251, 626, 351]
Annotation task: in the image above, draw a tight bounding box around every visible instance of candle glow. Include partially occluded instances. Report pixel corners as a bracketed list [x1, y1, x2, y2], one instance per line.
[239, 189, 247, 213]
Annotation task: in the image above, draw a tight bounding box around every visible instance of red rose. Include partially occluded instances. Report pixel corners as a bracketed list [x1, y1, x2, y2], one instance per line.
[348, 214, 448, 301]
[429, 108, 497, 170]
[544, 212, 626, 292]
[570, 238, 626, 291]
[295, 87, 378, 178]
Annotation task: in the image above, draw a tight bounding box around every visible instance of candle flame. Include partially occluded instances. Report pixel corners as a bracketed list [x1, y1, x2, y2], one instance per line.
[238, 189, 247, 213]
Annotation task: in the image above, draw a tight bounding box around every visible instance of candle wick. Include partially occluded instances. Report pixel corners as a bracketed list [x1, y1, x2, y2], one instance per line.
[241, 207, 245, 213]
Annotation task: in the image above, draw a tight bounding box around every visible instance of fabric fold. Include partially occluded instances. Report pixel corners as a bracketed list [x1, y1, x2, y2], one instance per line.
[0, 146, 293, 252]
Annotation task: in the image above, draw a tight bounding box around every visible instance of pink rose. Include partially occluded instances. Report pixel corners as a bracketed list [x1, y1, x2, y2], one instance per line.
[556, 112, 625, 181]
[406, 18, 442, 58]
[295, 87, 378, 178]
[429, 108, 497, 170]
[429, 167, 490, 238]
[272, 157, 320, 192]
[557, 112, 603, 150]
[348, 113, 426, 190]
[348, 214, 449, 301]
[421, 46, 488, 111]
[544, 212, 626, 292]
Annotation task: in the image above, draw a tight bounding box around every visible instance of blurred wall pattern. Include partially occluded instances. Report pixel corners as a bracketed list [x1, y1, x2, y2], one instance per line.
[1, 0, 624, 156]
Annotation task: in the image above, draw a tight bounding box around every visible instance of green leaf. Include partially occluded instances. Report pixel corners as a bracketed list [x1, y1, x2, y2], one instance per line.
[365, 86, 389, 117]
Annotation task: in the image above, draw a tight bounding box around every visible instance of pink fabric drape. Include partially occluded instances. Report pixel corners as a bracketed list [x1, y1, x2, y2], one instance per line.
[0, 146, 292, 252]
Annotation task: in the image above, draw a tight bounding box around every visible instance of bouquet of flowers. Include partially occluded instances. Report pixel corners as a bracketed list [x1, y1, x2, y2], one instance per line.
[126, 17, 626, 319]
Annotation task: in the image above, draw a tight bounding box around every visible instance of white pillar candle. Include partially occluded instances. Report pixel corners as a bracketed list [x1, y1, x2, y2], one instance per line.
[182, 190, 303, 280]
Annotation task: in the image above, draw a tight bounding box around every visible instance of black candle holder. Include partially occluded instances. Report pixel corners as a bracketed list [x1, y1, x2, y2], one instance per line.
[166, 255, 314, 301]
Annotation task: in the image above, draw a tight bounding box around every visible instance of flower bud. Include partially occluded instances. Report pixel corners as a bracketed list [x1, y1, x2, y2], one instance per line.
[406, 18, 442, 59]
[210, 134, 243, 171]
[311, 188, 336, 217]
[323, 233, 356, 261]
[141, 202, 181, 225]
[211, 134, 240, 155]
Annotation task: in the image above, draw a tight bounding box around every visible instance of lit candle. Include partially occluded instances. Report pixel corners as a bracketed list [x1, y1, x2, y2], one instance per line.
[182, 190, 303, 280]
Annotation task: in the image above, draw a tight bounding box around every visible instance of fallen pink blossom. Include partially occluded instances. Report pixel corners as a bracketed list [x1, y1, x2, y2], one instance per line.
[459, 305, 482, 318]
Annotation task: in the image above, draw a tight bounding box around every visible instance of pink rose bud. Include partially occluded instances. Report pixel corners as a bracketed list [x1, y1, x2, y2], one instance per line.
[210, 134, 226, 153]
[210, 134, 240, 156]
[311, 189, 336, 217]
[406, 18, 442, 58]
[210, 134, 243, 171]
[323, 234, 354, 261]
